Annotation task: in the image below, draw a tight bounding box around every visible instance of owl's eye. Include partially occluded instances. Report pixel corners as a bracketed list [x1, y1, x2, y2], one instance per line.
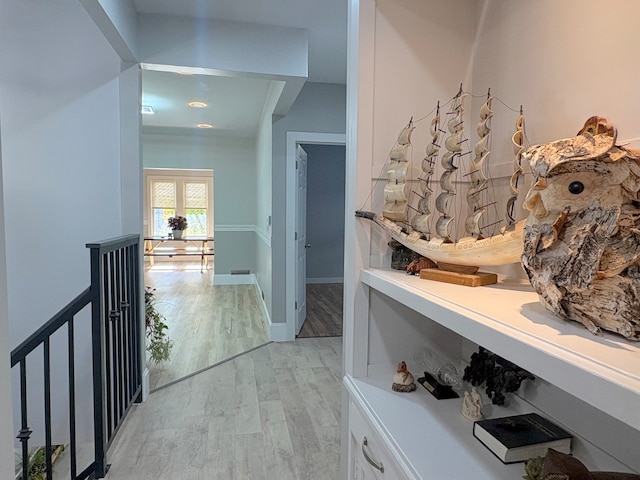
[568, 181, 584, 194]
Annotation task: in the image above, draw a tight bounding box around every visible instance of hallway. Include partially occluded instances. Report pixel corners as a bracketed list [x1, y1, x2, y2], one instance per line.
[104, 337, 342, 479]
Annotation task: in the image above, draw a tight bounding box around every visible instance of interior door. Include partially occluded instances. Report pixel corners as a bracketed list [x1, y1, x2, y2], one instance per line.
[296, 145, 308, 335]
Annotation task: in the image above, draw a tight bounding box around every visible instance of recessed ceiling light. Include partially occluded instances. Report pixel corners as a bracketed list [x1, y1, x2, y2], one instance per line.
[141, 105, 155, 115]
[196, 123, 213, 129]
[188, 101, 208, 108]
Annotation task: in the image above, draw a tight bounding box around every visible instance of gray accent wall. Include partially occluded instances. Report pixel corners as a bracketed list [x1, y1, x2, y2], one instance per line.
[271, 83, 346, 324]
[302, 144, 346, 283]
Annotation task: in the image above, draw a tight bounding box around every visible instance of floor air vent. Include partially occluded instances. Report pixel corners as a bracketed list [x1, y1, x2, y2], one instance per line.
[231, 269, 251, 275]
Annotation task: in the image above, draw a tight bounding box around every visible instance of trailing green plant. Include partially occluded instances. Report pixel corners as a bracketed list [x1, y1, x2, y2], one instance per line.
[15, 444, 65, 480]
[145, 287, 173, 364]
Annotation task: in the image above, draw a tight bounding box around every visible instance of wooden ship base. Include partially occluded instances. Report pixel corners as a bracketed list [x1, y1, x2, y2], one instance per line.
[419, 268, 498, 287]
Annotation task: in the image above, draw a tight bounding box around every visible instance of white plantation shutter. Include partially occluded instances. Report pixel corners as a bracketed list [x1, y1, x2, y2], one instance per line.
[152, 181, 176, 208]
[185, 182, 207, 208]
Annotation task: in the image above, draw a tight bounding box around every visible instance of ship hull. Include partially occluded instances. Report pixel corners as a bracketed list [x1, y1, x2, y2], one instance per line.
[365, 213, 525, 267]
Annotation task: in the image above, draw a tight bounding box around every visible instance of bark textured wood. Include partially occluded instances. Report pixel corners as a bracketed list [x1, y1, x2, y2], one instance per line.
[522, 117, 640, 340]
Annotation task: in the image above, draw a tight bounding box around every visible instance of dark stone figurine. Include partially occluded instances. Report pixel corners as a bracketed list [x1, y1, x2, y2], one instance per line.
[463, 347, 534, 405]
[389, 240, 420, 270]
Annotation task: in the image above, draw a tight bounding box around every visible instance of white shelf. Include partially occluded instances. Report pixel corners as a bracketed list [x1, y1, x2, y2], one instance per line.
[360, 268, 640, 432]
[345, 374, 523, 480]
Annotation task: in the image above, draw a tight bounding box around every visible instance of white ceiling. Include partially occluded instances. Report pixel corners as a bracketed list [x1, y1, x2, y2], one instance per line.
[134, 0, 348, 136]
[141, 70, 276, 136]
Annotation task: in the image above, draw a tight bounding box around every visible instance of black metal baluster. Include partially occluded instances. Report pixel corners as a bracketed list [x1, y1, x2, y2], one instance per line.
[44, 338, 53, 480]
[120, 247, 130, 405]
[131, 243, 142, 401]
[105, 252, 114, 438]
[68, 317, 77, 479]
[91, 245, 108, 478]
[18, 359, 31, 480]
[115, 248, 124, 423]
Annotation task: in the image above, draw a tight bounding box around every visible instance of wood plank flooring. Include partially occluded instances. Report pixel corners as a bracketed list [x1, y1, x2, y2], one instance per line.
[52, 263, 343, 479]
[298, 283, 343, 338]
[103, 337, 342, 480]
[144, 264, 270, 391]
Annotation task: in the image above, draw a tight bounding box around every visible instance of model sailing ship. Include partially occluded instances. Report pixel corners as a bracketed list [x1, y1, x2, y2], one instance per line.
[356, 86, 527, 276]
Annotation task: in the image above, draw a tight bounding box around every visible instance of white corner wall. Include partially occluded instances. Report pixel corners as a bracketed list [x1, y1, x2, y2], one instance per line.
[0, 116, 13, 480]
[0, 0, 128, 450]
[254, 82, 284, 321]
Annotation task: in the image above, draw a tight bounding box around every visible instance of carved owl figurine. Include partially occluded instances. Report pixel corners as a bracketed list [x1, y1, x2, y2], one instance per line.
[521, 117, 640, 340]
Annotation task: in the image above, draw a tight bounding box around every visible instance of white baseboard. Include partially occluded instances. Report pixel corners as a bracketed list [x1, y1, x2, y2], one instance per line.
[306, 277, 344, 284]
[142, 367, 150, 401]
[214, 273, 256, 285]
[269, 321, 290, 342]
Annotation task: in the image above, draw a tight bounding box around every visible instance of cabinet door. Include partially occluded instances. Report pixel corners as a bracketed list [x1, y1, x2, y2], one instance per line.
[349, 399, 406, 480]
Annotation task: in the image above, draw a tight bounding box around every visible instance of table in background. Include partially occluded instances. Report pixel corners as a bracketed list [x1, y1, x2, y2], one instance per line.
[143, 236, 214, 272]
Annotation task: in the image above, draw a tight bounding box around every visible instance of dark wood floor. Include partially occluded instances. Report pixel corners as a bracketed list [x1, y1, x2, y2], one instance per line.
[298, 283, 343, 338]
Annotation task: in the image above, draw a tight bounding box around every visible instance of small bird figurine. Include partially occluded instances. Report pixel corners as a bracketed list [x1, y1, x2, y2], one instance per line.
[521, 116, 640, 340]
[392, 361, 417, 392]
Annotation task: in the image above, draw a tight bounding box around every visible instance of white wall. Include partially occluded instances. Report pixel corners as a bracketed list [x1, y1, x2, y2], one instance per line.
[254, 82, 284, 318]
[0, 116, 14, 480]
[271, 82, 346, 323]
[473, 0, 640, 148]
[0, 0, 126, 452]
[143, 133, 258, 274]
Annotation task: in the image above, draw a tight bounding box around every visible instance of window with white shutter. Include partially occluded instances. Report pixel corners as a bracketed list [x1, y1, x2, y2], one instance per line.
[144, 169, 214, 237]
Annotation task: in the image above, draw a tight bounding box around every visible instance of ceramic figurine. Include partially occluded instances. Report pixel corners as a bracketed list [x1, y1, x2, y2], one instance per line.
[392, 361, 417, 392]
[461, 387, 483, 421]
[522, 117, 640, 340]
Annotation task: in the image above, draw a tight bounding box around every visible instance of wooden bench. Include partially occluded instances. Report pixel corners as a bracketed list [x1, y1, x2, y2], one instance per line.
[143, 236, 214, 272]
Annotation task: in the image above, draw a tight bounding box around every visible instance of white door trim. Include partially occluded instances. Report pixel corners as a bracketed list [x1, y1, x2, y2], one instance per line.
[285, 132, 346, 341]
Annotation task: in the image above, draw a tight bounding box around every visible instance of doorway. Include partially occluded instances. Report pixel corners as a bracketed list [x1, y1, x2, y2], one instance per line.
[285, 132, 346, 339]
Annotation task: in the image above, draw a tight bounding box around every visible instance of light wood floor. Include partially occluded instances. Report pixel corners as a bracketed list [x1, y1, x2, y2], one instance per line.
[104, 337, 342, 480]
[144, 263, 270, 391]
[52, 263, 343, 479]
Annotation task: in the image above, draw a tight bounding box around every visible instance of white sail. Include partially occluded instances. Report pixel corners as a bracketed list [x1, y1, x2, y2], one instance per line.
[411, 108, 441, 237]
[382, 122, 414, 223]
[465, 95, 492, 238]
[435, 90, 466, 243]
[445, 131, 463, 152]
[507, 111, 525, 226]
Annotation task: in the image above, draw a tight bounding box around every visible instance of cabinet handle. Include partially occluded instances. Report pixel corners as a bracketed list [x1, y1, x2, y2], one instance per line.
[362, 437, 384, 473]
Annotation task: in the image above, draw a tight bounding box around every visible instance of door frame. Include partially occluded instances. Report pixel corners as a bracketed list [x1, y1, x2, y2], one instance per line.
[285, 131, 346, 340]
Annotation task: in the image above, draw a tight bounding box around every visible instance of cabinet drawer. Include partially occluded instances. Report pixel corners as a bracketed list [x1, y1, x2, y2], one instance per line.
[349, 399, 406, 480]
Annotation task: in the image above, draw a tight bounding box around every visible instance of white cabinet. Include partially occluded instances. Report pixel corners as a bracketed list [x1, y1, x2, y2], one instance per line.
[348, 397, 404, 480]
[342, 269, 640, 479]
[342, 1, 640, 479]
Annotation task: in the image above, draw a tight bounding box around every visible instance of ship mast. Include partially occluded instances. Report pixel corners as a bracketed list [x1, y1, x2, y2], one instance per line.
[435, 86, 465, 242]
[506, 107, 525, 228]
[464, 90, 493, 239]
[411, 103, 440, 239]
[382, 119, 415, 223]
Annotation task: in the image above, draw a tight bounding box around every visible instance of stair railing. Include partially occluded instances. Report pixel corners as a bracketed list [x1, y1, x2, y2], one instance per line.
[10, 234, 142, 480]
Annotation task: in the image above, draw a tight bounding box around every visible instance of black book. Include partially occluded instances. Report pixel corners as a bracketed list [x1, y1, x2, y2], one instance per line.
[473, 413, 572, 464]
